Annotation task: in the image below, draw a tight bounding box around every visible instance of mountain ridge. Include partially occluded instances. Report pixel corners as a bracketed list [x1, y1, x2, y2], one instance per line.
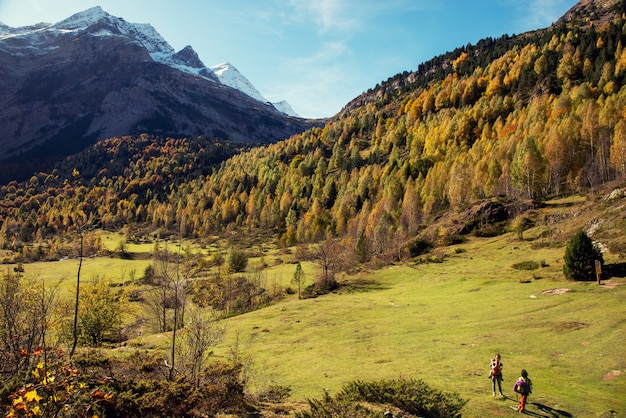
[0, 6, 298, 114]
[0, 6, 315, 182]
[210, 61, 300, 117]
[337, 0, 626, 119]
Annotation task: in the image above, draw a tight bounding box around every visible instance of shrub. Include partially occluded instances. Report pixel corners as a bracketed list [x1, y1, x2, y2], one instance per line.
[4, 349, 114, 418]
[302, 274, 339, 299]
[563, 230, 604, 281]
[442, 234, 466, 246]
[227, 247, 248, 273]
[472, 223, 504, 237]
[256, 384, 292, 402]
[408, 239, 433, 257]
[416, 250, 446, 264]
[142, 264, 156, 285]
[2, 350, 254, 418]
[295, 377, 466, 418]
[512, 260, 540, 270]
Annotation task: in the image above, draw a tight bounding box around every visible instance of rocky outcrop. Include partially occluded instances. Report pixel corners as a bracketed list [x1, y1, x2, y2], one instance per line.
[447, 199, 537, 236]
[557, 0, 625, 28]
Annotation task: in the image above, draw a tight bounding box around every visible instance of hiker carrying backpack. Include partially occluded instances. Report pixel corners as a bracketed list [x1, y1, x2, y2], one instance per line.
[513, 369, 533, 412]
[488, 353, 504, 397]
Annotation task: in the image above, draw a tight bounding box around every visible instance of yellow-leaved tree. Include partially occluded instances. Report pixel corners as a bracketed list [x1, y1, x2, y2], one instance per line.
[610, 119, 626, 177]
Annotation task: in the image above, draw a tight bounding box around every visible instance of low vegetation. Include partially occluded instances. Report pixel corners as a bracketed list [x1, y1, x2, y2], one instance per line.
[2, 350, 252, 417]
[295, 378, 467, 418]
[511, 260, 541, 270]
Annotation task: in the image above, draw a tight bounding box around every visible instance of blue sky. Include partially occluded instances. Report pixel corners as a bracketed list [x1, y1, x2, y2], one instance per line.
[0, 0, 576, 118]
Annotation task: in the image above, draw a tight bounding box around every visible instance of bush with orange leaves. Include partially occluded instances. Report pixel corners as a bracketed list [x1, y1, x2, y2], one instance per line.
[4, 348, 113, 418]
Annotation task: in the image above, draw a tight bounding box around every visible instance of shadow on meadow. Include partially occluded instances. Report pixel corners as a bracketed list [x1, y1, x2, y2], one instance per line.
[531, 402, 573, 417]
[338, 278, 391, 293]
[604, 262, 626, 279]
[498, 396, 573, 417]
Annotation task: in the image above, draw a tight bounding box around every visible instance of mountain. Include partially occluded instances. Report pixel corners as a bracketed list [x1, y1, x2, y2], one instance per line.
[557, 0, 625, 26]
[0, 6, 313, 182]
[338, 0, 626, 118]
[272, 100, 300, 118]
[0, 0, 624, 250]
[210, 62, 300, 117]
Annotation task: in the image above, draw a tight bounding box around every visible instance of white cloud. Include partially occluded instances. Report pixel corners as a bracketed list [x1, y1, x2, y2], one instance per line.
[286, 0, 361, 33]
[517, 0, 573, 29]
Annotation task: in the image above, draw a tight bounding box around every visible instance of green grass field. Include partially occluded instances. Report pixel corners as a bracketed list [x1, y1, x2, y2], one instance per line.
[21, 256, 151, 284]
[199, 232, 626, 417]
[13, 196, 626, 417]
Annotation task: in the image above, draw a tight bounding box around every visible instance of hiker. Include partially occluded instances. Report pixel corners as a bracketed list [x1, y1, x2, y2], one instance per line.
[512, 369, 533, 412]
[488, 353, 504, 396]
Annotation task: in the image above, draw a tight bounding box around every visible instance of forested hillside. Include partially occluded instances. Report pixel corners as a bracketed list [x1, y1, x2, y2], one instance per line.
[1, 5, 625, 262]
[1, 3, 626, 417]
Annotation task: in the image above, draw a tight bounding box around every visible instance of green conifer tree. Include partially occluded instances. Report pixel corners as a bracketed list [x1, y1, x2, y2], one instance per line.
[563, 230, 603, 281]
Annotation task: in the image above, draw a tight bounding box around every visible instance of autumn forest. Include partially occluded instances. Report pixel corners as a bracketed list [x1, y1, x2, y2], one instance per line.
[1, 15, 625, 263]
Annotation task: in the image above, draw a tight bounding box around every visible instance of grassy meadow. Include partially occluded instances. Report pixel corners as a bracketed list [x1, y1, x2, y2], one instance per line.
[20, 256, 151, 287]
[9, 195, 626, 417]
[201, 235, 625, 417]
[115, 221, 625, 417]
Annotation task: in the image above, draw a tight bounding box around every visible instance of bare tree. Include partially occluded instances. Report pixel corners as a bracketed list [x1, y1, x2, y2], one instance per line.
[0, 270, 60, 379]
[70, 215, 98, 359]
[312, 237, 340, 293]
[177, 307, 225, 387]
[151, 243, 202, 380]
[144, 278, 171, 334]
[35, 277, 61, 369]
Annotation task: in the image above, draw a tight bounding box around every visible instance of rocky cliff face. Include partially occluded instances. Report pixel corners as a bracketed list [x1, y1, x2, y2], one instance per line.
[0, 7, 315, 182]
[557, 0, 625, 27]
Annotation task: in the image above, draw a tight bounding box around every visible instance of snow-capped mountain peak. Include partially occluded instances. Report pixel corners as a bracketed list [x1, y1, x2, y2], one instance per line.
[52, 7, 178, 63]
[210, 62, 300, 117]
[0, 6, 198, 74]
[210, 62, 266, 103]
[52, 6, 109, 30]
[0, 7, 299, 116]
[273, 101, 300, 118]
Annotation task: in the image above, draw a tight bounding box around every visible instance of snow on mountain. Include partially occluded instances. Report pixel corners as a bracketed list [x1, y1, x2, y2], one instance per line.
[210, 62, 267, 103]
[52, 6, 195, 76]
[53, 6, 109, 30]
[0, 7, 299, 116]
[0, 22, 12, 36]
[0, 7, 176, 61]
[272, 101, 300, 118]
[210, 63, 300, 117]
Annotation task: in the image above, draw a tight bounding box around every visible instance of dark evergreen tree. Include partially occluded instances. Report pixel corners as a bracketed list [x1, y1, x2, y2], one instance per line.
[355, 229, 370, 263]
[563, 230, 603, 281]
